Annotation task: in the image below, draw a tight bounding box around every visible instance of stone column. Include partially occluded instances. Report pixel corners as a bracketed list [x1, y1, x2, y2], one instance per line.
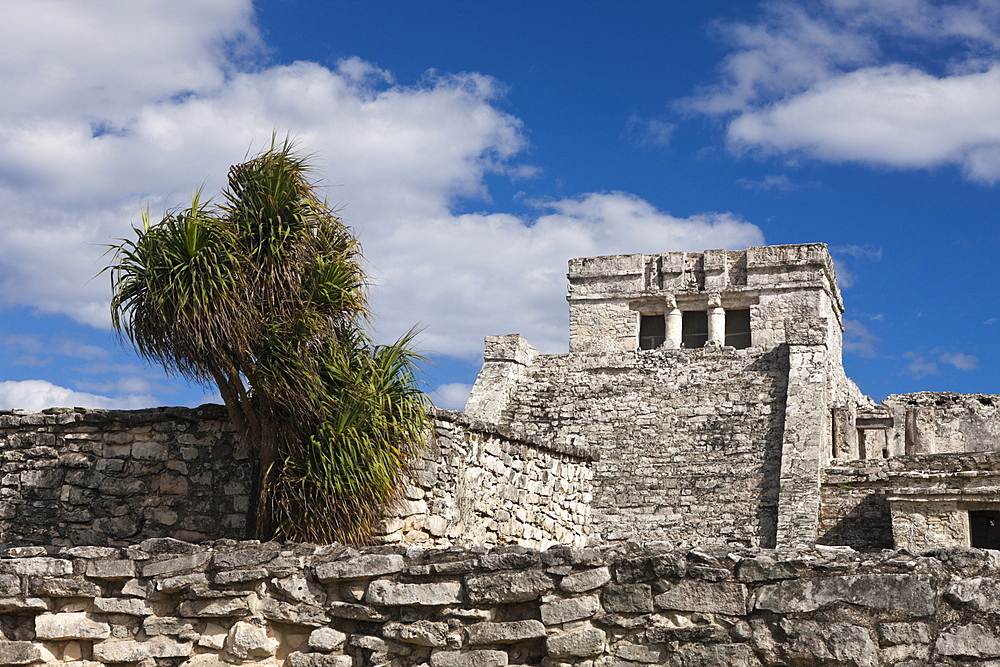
[775, 318, 829, 549]
[464, 334, 538, 423]
[707, 293, 725, 346]
[665, 296, 682, 349]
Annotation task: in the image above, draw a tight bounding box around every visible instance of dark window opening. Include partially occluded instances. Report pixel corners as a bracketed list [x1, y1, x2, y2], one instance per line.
[681, 311, 708, 349]
[638, 314, 665, 350]
[970, 511, 1000, 549]
[725, 309, 752, 349]
[830, 408, 839, 459]
[857, 429, 867, 460]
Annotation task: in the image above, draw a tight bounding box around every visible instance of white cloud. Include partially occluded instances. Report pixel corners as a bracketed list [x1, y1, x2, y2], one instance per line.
[736, 174, 811, 192]
[624, 116, 675, 148]
[830, 244, 882, 288]
[688, 0, 1000, 181]
[939, 351, 979, 371]
[902, 348, 980, 378]
[430, 383, 474, 411]
[372, 193, 762, 357]
[0, 380, 155, 411]
[904, 351, 937, 379]
[0, 1, 765, 374]
[728, 65, 1000, 180]
[843, 319, 878, 358]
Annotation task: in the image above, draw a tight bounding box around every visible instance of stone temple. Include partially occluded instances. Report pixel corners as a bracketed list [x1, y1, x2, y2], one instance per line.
[0, 243, 998, 554]
[463, 243, 1000, 552]
[3, 243, 1000, 666]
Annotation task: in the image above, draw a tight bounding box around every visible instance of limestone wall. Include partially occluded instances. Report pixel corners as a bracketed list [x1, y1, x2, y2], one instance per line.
[0, 406, 250, 547]
[488, 346, 789, 548]
[885, 452, 1000, 551]
[375, 409, 595, 549]
[5, 540, 1000, 666]
[566, 243, 844, 355]
[819, 461, 893, 551]
[883, 392, 1000, 455]
[0, 406, 594, 551]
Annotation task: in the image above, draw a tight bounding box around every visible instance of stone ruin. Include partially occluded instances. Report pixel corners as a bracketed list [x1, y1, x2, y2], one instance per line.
[464, 242, 1000, 554]
[1, 242, 1000, 666]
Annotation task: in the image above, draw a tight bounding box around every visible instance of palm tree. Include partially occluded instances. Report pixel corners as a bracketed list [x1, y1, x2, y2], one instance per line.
[107, 140, 427, 543]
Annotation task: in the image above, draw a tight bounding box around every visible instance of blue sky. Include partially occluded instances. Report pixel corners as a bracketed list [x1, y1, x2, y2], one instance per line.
[0, 0, 997, 411]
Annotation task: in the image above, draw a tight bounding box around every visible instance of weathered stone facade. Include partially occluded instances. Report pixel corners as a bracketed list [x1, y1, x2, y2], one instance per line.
[374, 410, 595, 549]
[467, 244, 873, 550]
[0, 406, 594, 552]
[0, 406, 249, 547]
[3, 539, 1000, 667]
[4, 241, 1000, 664]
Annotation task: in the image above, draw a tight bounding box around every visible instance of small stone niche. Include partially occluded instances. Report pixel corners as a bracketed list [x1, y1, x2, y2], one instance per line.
[969, 510, 1000, 549]
[681, 311, 708, 348]
[724, 309, 751, 349]
[638, 314, 665, 350]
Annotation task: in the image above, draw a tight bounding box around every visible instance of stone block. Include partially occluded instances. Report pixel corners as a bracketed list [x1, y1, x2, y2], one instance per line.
[654, 581, 747, 616]
[0, 558, 72, 577]
[754, 574, 935, 616]
[756, 619, 877, 667]
[878, 622, 930, 646]
[559, 566, 610, 592]
[156, 573, 208, 593]
[466, 570, 552, 604]
[35, 613, 110, 640]
[430, 650, 509, 667]
[735, 556, 799, 583]
[287, 653, 354, 667]
[211, 548, 278, 569]
[143, 617, 196, 639]
[213, 568, 267, 585]
[366, 580, 462, 606]
[0, 575, 18, 597]
[467, 620, 546, 645]
[131, 440, 169, 461]
[308, 627, 347, 652]
[30, 577, 101, 598]
[327, 601, 388, 621]
[261, 599, 329, 627]
[616, 643, 667, 663]
[180, 655, 231, 667]
[665, 643, 761, 667]
[0, 641, 42, 666]
[602, 584, 653, 613]
[315, 554, 405, 581]
[227, 621, 277, 659]
[545, 627, 605, 658]
[86, 559, 135, 580]
[540, 595, 600, 625]
[92, 640, 149, 664]
[177, 596, 251, 618]
[935, 623, 1000, 659]
[0, 598, 47, 613]
[141, 552, 210, 578]
[383, 620, 449, 647]
[94, 597, 153, 616]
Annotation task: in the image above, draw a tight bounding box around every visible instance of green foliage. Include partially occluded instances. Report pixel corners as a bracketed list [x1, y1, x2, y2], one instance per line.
[107, 139, 427, 543]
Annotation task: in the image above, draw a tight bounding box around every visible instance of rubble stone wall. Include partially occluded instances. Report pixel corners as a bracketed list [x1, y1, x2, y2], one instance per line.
[376, 410, 596, 549]
[883, 392, 1000, 456]
[884, 452, 1000, 552]
[0, 406, 250, 547]
[4, 540, 1000, 667]
[494, 346, 789, 548]
[819, 461, 893, 551]
[0, 407, 594, 551]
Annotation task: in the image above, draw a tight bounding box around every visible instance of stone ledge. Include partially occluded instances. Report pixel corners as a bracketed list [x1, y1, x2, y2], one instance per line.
[0, 404, 229, 427]
[429, 407, 599, 462]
